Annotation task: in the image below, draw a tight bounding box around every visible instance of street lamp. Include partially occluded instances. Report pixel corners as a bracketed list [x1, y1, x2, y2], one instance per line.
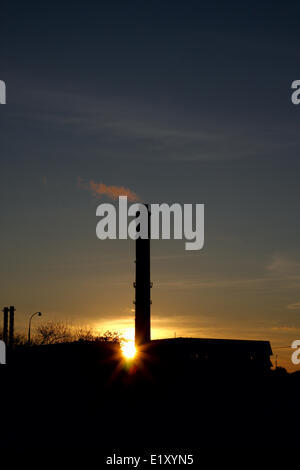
[28, 312, 42, 345]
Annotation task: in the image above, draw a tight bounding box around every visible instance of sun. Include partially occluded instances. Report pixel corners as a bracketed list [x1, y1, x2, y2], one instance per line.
[121, 341, 136, 359]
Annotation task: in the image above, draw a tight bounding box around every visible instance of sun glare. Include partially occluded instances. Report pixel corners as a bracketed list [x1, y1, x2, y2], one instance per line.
[121, 341, 136, 359]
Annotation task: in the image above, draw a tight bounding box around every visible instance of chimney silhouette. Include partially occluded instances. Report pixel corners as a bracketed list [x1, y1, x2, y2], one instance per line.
[2, 307, 9, 345]
[134, 205, 152, 347]
[9, 306, 15, 348]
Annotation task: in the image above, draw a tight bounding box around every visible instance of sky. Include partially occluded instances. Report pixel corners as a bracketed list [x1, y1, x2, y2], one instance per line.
[1, 0, 300, 370]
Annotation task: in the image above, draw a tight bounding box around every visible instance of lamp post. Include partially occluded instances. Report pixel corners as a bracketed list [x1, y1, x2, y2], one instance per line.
[28, 312, 42, 345]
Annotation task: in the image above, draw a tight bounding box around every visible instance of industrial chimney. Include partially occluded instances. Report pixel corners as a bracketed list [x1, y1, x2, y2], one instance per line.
[134, 205, 152, 347]
[2, 307, 8, 345]
[9, 306, 15, 348]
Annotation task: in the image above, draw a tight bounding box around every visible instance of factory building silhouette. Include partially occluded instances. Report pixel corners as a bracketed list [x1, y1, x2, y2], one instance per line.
[134, 204, 272, 371]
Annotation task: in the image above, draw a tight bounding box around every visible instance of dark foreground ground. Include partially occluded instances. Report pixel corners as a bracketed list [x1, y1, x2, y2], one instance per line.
[1, 341, 299, 455]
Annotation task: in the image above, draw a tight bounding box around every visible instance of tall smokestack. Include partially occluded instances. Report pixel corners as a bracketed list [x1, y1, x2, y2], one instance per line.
[134, 205, 151, 347]
[9, 306, 15, 348]
[2, 307, 8, 345]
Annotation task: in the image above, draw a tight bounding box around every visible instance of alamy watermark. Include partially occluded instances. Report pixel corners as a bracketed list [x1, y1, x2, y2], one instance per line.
[0, 80, 6, 104]
[291, 80, 300, 104]
[291, 340, 300, 365]
[96, 196, 204, 251]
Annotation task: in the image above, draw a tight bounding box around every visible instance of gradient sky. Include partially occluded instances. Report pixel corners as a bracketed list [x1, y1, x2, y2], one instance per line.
[1, 1, 300, 370]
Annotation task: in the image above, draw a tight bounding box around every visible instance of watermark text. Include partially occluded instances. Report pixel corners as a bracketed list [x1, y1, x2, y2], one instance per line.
[96, 197, 204, 251]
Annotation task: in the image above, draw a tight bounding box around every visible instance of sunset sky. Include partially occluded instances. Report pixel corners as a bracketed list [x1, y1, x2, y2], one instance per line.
[1, 1, 300, 370]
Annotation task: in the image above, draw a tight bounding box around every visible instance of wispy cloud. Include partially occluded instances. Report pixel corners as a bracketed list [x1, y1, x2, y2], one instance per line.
[78, 177, 139, 202]
[266, 254, 300, 276]
[271, 325, 299, 331]
[156, 254, 300, 292]
[265, 254, 300, 284]
[8, 89, 270, 162]
[286, 301, 300, 310]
